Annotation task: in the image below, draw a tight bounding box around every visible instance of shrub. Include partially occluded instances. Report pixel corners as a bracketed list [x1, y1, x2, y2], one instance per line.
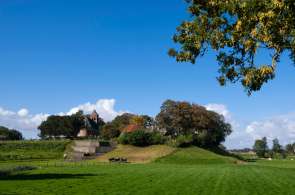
[150, 132, 166, 145]
[118, 133, 130, 145]
[128, 130, 152, 146]
[99, 140, 111, 147]
[175, 135, 193, 147]
[118, 130, 165, 147]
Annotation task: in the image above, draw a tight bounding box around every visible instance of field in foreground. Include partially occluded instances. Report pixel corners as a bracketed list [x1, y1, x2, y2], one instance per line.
[1, 146, 295, 195]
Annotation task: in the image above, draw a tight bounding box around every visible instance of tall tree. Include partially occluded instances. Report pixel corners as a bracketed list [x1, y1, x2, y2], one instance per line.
[156, 100, 232, 147]
[253, 137, 268, 158]
[286, 143, 295, 154]
[38, 111, 85, 139]
[169, 0, 295, 94]
[272, 138, 282, 153]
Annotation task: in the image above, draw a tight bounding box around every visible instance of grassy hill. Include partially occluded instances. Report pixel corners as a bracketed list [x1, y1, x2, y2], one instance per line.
[96, 144, 176, 163]
[156, 147, 237, 165]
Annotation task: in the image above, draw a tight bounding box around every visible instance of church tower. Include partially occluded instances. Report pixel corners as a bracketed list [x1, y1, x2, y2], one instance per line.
[90, 110, 99, 123]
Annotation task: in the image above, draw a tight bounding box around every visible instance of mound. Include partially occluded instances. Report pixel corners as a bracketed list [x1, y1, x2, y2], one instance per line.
[96, 145, 175, 163]
[156, 147, 236, 165]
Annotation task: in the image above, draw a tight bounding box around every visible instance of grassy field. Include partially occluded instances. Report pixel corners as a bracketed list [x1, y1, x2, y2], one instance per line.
[0, 140, 70, 161]
[1, 145, 295, 195]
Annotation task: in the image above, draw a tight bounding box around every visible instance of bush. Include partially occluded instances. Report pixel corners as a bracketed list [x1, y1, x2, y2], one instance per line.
[99, 140, 111, 147]
[118, 130, 165, 147]
[118, 133, 130, 145]
[150, 132, 166, 145]
[128, 130, 152, 146]
[175, 135, 193, 147]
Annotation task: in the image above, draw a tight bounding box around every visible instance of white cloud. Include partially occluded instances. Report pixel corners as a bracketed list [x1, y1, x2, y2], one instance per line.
[205, 103, 247, 149]
[66, 99, 126, 122]
[0, 99, 127, 139]
[205, 103, 232, 122]
[17, 108, 29, 117]
[206, 103, 295, 149]
[245, 113, 295, 146]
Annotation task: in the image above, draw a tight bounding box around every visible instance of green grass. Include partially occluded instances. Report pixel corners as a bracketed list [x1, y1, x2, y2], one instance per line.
[1, 146, 295, 194]
[156, 147, 237, 165]
[0, 140, 70, 161]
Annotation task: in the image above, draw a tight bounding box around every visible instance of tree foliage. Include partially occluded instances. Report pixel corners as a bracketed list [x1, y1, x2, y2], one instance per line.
[272, 138, 282, 153]
[169, 0, 295, 94]
[38, 111, 86, 139]
[253, 137, 268, 158]
[156, 100, 232, 147]
[0, 126, 23, 141]
[101, 123, 121, 140]
[286, 143, 295, 154]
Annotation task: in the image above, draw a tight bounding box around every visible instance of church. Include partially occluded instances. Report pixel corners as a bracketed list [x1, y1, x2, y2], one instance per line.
[77, 110, 104, 137]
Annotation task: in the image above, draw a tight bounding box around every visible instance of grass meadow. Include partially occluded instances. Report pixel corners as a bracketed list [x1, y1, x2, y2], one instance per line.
[1, 144, 295, 195]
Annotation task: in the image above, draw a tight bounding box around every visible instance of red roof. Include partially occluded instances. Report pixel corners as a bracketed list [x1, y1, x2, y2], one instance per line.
[122, 124, 140, 133]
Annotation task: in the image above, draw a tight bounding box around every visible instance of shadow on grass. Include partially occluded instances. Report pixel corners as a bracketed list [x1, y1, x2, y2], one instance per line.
[0, 173, 99, 181]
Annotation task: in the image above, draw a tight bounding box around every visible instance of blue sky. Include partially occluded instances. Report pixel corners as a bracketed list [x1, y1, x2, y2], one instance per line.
[1, 0, 295, 148]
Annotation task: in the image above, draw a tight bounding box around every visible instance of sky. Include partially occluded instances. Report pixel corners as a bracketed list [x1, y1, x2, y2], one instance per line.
[1, 0, 295, 149]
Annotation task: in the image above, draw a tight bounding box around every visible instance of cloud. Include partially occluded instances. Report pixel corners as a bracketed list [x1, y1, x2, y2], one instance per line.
[245, 113, 295, 146]
[0, 99, 127, 139]
[205, 103, 254, 149]
[206, 103, 295, 148]
[66, 99, 126, 122]
[17, 108, 29, 117]
[205, 104, 231, 122]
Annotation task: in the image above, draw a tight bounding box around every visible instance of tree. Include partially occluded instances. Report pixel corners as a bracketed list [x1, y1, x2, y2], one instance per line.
[253, 137, 268, 158]
[101, 123, 121, 140]
[0, 126, 23, 140]
[286, 144, 294, 154]
[169, 0, 295, 95]
[156, 100, 232, 147]
[38, 111, 85, 139]
[38, 115, 73, 138]
[70, 111, 85, 137]
[272, 138, 282, 153]
[111, 113, 135, 131]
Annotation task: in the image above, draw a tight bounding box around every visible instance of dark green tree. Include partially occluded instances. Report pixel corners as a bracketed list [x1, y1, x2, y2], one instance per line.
[272, 138, 282, 153]
[0, 126, 23, 140]
[70, 110, 85, 137]
[286, 144, 294, 154]
[253, 137, 268, 158]
[38, 111, 85, 139]
[169, 0, 295, 95]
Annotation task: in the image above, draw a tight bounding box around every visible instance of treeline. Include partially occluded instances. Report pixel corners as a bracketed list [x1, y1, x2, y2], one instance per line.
[0, 126, 23, 141]
[38, 111, 104, 139]
[253, 137, 295, 158]
[38, 100, 232, 148]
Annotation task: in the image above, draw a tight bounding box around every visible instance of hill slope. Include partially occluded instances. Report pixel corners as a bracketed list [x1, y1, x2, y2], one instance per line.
[96, 145, 176, 163]
[155, 147, 237, 165]
[97, 145, 236, 164]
